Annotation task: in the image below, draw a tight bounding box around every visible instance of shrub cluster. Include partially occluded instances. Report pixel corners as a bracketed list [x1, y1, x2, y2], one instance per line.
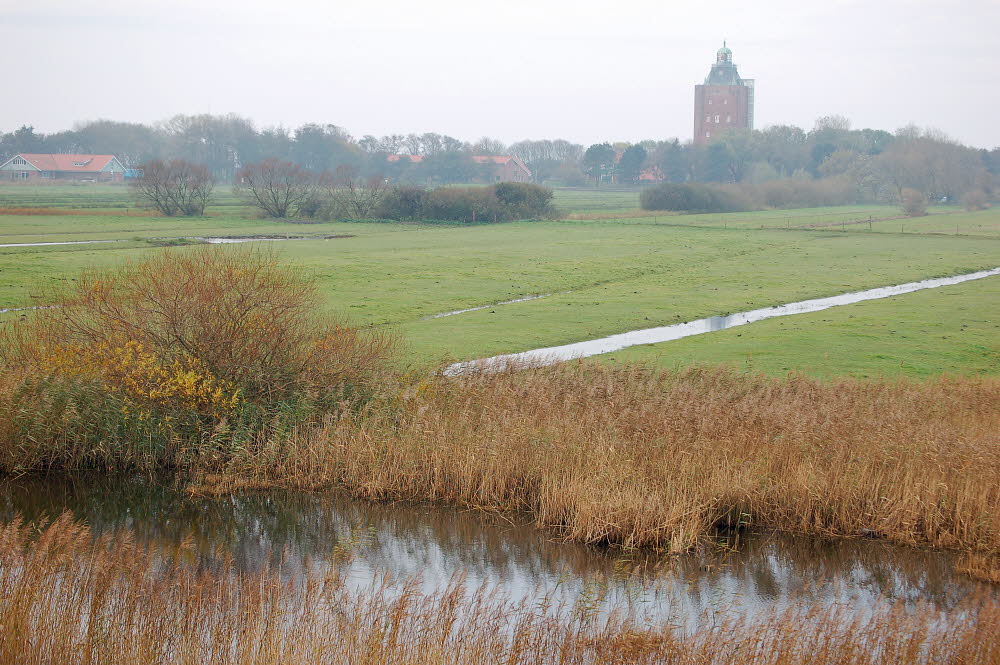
[900, 187, 928, 217]
[374, 182, 554, 223]
[755, 176, 856, 209]
[130, 159, 214, 217]
[640, 176, 860, 213]
[0, 248, 392, 471]
[640, 183, 753, 213]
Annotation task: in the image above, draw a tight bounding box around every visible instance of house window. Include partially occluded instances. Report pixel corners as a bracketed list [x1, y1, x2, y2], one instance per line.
[708, 99, 713, 105]
[723, 99, 728, 105]
[715, 115, 720, 123]
[705, 132, 711, 138]
[15, 171, 29, 180]
[11, 156, 27, 166]
[726, 115, 731, 123]
[705, 115, 710, 122]
[40, 171, 53, 179]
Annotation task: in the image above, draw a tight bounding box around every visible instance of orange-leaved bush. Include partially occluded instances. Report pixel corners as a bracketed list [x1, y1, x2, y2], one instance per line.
[0, 247, 393, 471]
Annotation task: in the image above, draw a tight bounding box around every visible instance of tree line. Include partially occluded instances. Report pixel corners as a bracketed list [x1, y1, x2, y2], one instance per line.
[127, 157, 554, 223]
[4, 113, 998, 207]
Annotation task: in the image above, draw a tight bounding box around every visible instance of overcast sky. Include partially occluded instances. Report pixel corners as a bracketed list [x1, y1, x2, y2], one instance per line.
[3, 0, 998, 148]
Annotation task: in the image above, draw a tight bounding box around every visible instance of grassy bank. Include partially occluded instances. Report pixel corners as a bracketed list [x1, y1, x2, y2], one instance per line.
[2, 515, 996, 665]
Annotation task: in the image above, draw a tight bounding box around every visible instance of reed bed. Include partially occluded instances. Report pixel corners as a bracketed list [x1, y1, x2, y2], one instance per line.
[205, 364, 1000, 565]
[1, 515, 996, 665]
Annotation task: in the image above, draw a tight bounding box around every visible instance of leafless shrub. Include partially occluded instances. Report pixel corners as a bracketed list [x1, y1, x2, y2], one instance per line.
[129, 159, 214, 216]
[235, 159, 323, 218]
[326, 165, 389, 218]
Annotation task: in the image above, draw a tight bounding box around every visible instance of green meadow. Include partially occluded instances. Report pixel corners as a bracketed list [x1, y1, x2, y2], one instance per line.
[1, 184, 998, 377]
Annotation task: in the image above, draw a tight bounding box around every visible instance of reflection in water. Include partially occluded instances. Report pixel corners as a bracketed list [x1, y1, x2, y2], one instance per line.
[0, 474, 992, 627]
[445, 267, 1000, 374]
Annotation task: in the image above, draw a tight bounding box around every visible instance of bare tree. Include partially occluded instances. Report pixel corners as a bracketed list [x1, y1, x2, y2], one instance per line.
[327, 166, 389, 218]
[235, 159, 322, 218]
[471, 136, 508, 155]
[401, 134, 421, 156]
[129, 159, 214, 216]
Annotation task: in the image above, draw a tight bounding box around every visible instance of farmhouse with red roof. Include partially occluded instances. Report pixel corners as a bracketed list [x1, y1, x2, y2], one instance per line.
[0, 154, 128, 183]
[470, 155, 532, 183]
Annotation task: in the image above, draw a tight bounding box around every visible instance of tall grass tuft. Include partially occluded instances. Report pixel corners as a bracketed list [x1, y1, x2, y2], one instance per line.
[0, 515, 996, 664]
[0, 247, 393, 471]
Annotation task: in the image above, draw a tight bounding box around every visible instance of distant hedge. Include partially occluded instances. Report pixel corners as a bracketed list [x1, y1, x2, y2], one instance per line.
[640, 176, 863, 213]
[375, 183, 554, 222]
[640, 183, 753, 213]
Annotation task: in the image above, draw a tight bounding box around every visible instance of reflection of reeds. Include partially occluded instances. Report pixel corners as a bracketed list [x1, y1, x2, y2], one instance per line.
[204, 365, 1000, 571]
[1, 515, 995, 664]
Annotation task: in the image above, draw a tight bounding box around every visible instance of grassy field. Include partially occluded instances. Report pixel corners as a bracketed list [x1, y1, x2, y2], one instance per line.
[1, 184, 998, 377]
[603, 276, 1000, 378]
[579, 205, 1000, 236]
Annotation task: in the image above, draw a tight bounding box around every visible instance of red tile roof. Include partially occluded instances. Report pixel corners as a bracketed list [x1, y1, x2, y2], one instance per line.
[386, 154, 424, 163]
[17, 154, 118, 172]
[386, 154, 531, 177]
[472, 155, 531, 176]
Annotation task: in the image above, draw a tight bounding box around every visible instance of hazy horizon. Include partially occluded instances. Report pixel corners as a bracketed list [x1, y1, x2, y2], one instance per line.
[4, 0, 998, 148]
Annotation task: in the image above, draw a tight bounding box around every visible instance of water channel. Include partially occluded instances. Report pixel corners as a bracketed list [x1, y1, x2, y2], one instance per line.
[445, 267, 1000, 375]
[428, 294, 553, 319]
[0, 239, 119, 248]
[1, 474, 991, 629]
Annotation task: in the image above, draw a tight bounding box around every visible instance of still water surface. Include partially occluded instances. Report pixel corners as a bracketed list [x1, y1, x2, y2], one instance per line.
[1, 474, 991, 627]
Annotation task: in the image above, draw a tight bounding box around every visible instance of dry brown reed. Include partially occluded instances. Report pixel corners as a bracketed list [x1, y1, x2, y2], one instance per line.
[1, 515, 996, 665]
[204, 364, 1000, 565]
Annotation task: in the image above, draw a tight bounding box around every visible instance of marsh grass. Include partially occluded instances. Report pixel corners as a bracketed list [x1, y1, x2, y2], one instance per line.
[0, 515, 996, 665]
[198, 364, 1000, 568]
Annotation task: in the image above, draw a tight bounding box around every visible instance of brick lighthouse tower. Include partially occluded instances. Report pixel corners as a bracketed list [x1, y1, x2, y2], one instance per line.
[693, 42, 755, 145]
